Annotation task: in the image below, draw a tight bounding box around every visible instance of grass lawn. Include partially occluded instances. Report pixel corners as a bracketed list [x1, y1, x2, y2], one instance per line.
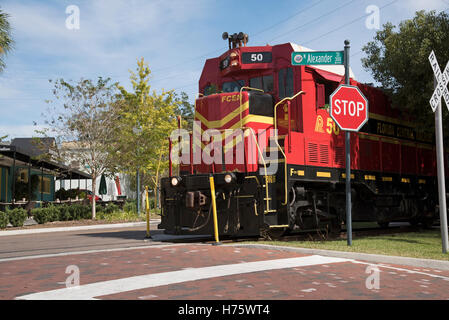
[254, 229, 449, 261]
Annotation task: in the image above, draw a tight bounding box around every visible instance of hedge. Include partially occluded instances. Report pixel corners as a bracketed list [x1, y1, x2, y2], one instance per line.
[31, 204, 92, 224]
[58, 205, 71, 221]
[31, 208, 48, 224]
[7, 208, 28, 227]
[0, 211, 8, 229]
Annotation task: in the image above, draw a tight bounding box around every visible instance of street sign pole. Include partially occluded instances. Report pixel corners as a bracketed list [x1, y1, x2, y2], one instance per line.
[344, 40, 352, 246]
[434, 75, 449, 254]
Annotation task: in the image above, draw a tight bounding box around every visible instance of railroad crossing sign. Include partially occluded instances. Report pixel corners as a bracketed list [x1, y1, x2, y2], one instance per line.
[428, 50, 449, 254]
[329, 84, 369, 132]
[429, 50, 449, 112]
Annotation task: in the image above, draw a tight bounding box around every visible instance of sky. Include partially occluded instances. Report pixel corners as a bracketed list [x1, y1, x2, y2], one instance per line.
[0, 0, 448, 139]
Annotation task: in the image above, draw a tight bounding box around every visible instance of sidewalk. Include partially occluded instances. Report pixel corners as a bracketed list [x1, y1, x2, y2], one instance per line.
[231, 243, 449, 271]
[0, 220, 160, 237]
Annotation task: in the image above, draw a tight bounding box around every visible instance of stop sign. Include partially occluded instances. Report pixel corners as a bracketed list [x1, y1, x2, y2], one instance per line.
[330, 84, 368, 131]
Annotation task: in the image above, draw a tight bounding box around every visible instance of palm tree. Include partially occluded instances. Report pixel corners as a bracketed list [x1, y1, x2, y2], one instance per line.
[0, 7, 14, 73]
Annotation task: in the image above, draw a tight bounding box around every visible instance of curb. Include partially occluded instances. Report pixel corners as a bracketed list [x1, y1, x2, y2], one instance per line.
[229, 243, 449, 271]
[0, 220, 160, 237]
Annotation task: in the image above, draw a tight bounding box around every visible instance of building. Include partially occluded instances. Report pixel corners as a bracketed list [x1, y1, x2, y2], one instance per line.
[0, 138, 91, 208]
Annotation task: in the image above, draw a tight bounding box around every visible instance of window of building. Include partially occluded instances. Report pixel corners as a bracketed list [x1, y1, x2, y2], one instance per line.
[278, 68, 294, 99]
[17, 169, 28, 183]
[249, 75, 273, 93]
[222, 80, 245, 93]
[38, 176, 51, 194]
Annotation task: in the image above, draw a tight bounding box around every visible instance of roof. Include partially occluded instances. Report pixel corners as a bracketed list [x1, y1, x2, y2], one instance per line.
[10, 137, 57, 158]
[289, 43, 356, 80]
[0, 143, 91, 180]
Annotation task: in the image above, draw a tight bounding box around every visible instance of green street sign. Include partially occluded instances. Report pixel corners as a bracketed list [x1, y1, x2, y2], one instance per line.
[292, 51, 344, 65]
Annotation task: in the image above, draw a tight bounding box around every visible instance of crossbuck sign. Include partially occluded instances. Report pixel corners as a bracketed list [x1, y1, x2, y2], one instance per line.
[429, 50, 449, 112]
[428, 50, 449, 254]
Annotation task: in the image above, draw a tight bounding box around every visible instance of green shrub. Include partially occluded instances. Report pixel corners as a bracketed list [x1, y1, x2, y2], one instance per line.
[70, 204, 80, 220]
[58, 205, 71, 221]
[45, 205, 60, 222]
[31, 207, 47, 224]
[33, 205, 59, 223]
[68, 204, 91, 220]
[32, 204, 92, 223]
[0, 211, 8, 229]
[124, 201, 137, 213]
[80, 204, 92, 219]
[96, 210, 106, 220]
[7, 208, 28, 227]
[104, 203, 119, 214]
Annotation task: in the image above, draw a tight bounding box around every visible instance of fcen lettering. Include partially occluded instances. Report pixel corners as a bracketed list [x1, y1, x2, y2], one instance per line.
[221, 94, 240, 102]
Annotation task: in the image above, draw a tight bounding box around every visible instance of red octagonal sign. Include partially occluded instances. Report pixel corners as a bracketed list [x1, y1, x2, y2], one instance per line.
[330, 84, 369, 132]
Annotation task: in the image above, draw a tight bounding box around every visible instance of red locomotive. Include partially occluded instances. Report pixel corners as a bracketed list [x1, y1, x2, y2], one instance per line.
[159, 33, 448, 238]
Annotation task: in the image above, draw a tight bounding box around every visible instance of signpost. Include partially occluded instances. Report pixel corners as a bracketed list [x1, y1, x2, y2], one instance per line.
[329, 41, 368, 246]
[428, 50, 449, 254]
[293, 41, 367, 246]
[291, 51, 344, 66]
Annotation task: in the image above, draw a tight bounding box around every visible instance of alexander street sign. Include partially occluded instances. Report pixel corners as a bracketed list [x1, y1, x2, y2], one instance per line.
[291, 51, 344, 65]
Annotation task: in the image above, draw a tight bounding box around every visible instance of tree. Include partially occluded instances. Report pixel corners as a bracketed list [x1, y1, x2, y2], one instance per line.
[174, 91, 195, 129]
[0, 7, 14, 73]
[361, 10, 449, 139]
[109, 58, 180, 211]
[39, 77, 118, 219]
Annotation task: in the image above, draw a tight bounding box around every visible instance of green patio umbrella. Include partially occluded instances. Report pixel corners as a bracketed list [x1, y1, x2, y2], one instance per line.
[98, 174, 107, 195]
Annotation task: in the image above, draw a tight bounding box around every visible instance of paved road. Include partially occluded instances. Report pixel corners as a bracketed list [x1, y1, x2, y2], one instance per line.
[0, 224, 449, 300]
[0, 222, 167, 259]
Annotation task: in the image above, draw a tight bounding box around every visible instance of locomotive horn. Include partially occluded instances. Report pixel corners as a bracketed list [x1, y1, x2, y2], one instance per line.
[222, 32, 229, 40]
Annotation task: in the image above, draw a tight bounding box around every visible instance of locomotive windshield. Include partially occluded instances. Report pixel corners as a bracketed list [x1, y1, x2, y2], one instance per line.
[222, 80, 245, 93]
[249, 75, 273, 92]
[278, 67, 294, 99]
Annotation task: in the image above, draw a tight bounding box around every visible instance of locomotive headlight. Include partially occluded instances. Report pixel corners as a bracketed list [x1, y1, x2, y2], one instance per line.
[224, 173, 234, 184]
[171, 176, 181, 187]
